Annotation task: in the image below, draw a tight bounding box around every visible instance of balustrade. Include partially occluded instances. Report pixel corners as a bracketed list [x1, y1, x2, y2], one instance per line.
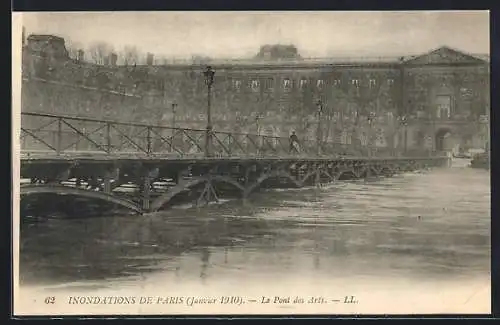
[21, 112, 445, 158]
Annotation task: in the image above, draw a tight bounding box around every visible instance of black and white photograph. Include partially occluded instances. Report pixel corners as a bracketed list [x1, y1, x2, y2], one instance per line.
[13, 11, 490, 315]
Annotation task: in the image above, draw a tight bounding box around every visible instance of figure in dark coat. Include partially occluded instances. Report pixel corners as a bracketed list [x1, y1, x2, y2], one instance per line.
[289, 131, 299, 153]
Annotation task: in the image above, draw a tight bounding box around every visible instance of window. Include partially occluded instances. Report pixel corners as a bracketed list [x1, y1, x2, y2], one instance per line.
[340, 130, 347, 144]
[233, 79, 242, 90]
[333, 79, 341, 86]
[387, 79, 394, 86]
[351, 79, 359, 87]
[266, 78, 274, 90]
[317, 79, 324, 88]
[299, 79, 308, 88]
[251, 80, 260, 91]
[437, 104, 450, 119]
[460, 87, 473, 98]
[283, 78, 292, 89]
[369, 79, 376, 87]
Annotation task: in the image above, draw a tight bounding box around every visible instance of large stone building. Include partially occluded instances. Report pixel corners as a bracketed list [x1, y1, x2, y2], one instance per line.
[21, 34, 490, 154]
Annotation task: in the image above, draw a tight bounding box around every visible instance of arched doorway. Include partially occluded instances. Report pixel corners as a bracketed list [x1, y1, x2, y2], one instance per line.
[435, 128, 452, 152]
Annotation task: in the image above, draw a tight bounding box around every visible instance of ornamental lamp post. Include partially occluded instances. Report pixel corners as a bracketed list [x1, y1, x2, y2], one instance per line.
[203, 66, 215, 157]
[479, 113, 489, 152]
[367, 112, 376, 157]
[171, 102, 178, 128]
[400, 115, 408, 155]
[170, 102, 177, 152]
[316, 100, 323, 156]
[255, 113, 263, 136]
[255, 113, 263, 154]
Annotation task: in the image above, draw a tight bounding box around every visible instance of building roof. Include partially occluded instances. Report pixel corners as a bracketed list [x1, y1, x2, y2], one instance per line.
[193, 56, 403, 66]
[471, 54, 490, 62]
[25, 33, 490, 67]
[24, 33, 490, 74]
[27, 34, 66, 43]
[135, 46, 489, 68]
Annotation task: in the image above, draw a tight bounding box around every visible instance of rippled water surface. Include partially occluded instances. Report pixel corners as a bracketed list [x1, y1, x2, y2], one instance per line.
[18, 165, 491, 314]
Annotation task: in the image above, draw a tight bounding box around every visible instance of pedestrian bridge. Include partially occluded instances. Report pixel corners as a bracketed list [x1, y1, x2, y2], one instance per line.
[19, 112, 450, 215]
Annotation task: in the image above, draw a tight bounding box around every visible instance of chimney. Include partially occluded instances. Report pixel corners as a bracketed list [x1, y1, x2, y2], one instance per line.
[110, 52, 118, 66]
[146, 52, 154, 65]
[103, 55, 110, 66]
[22, 26, 26, 46]
[77, 49, 85, 62]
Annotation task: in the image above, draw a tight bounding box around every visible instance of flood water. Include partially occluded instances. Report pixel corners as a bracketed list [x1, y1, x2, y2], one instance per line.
[17, 165, 491, 315]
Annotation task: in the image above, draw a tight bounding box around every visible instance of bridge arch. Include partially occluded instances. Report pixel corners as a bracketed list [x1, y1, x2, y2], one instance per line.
[243, 170, 301, 197]
[20, 184, 143, 214]
[357, 166, 379, 178]
[299, 170, 318, 185]
[150, 175, 245, 212]
[321, 169, 337, 182]
[336, 168, 358, 180]
[369, 166, 381, 176]
[379, 165, 395, 175]
[210, 175, 245, 192]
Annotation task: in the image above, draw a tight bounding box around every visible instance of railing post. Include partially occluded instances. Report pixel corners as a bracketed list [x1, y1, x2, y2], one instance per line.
[170, 128, 174, 153]
[103, 167, 119, 194]
[146, 126, 152, 155]
[142, 171, 151, 211]
[56, 117, 62, 155]
[106, 122, 111, 154]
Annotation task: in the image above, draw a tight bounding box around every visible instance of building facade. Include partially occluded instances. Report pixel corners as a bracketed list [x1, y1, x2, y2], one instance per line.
[21, 34, 490, 154]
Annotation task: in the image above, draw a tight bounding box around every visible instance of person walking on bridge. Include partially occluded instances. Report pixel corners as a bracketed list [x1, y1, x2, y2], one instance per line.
[289, 131, 300, 154]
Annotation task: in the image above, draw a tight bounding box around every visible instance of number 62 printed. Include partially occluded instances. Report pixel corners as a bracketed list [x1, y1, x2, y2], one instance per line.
[44, 297, 56, 304]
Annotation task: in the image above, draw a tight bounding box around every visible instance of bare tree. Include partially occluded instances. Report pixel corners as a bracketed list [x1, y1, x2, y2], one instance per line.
[120, 45, 141, 66]
[191, 55, 212, 64]
[88, 41, 114, 65]
[154, 55, 169, 65]
[65, 38, 83, 60]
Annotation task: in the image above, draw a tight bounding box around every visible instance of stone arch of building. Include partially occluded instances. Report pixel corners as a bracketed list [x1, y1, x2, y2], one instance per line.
[435, 127, 454, 152]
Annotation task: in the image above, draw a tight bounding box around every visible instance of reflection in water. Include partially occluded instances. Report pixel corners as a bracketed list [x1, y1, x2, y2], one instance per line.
[20, 167, 490, 297]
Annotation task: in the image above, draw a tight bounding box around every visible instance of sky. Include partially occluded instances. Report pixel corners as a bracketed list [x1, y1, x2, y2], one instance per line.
[19, 11, 489, 59]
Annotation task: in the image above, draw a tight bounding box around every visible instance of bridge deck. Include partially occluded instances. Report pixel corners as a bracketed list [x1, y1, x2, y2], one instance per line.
[20, 151, 438, 164]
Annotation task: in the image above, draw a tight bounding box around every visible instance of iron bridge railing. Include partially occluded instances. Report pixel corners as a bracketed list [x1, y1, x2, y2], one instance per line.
[20, 112, 438, 159]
